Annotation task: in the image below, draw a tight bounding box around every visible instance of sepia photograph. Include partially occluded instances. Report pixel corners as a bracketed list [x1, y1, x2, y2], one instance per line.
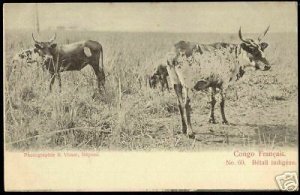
[3, 2, 298, 191]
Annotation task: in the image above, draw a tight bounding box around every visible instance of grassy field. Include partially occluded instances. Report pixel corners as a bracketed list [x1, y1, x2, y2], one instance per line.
[4, 30, 298, 151]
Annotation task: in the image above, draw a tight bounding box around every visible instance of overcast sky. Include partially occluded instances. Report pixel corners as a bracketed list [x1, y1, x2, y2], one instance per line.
[4, 2, 297, 33]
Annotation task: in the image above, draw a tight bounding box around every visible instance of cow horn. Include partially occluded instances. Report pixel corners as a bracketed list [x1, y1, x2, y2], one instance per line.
[258, 25, 270, 42]
[49, 33, 56, 43]
[32, 33, 40, 44]
[238, 27, 250, 44]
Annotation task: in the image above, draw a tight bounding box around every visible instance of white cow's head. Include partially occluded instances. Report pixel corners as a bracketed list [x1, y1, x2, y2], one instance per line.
[238, 26, 271, 71]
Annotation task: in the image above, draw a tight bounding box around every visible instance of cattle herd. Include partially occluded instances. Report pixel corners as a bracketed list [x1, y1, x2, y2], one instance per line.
[11, 26, 271, 138]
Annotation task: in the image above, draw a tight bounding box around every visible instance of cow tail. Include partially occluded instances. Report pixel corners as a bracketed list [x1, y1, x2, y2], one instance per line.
[99, 45, 104, 72]
[99, 45, 106, 92]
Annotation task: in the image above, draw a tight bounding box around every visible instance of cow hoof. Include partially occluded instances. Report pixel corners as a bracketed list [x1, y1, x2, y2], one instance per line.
[208, 118, 217, 124]
[187, 132, 195, 139]
[222, 121, 229, 125]
[181, 126, 187, 134]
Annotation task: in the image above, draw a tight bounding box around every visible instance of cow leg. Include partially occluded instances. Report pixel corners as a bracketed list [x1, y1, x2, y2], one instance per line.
[145, 75, 150, 88]
[174, 84, 187, 134]
[220, 90, 229, 125]
[91, 65, 105, 94]
[183, 87, 194, 137]
[165, 78, 170, 92]
[49, 73, 56, 92]
[162, 75, 169, 92]
[56, 72, 62, 93]
[208, 87, 217, 124]
[160, 77, 164, 92]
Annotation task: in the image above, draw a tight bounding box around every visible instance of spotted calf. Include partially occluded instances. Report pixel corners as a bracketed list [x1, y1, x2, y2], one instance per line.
[148, 64, 170, 92]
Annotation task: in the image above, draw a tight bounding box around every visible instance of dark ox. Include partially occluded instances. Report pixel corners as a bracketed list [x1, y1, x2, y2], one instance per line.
[166, 26, 271, 138]
[32, 33, 105, 93]
[148, 64, 170, 92]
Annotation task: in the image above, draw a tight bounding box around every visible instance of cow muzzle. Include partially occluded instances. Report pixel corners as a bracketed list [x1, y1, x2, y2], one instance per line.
[264, 64, 271, 71]
[256, 58, 271, 71]
[44, 55, 53, 60]
[261, 58, 271, 71]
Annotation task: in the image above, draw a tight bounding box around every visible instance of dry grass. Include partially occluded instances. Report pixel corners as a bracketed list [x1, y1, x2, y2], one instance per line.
[4, 30, 298, 151]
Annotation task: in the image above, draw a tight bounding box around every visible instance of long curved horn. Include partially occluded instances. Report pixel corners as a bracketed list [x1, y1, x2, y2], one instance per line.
[258, 25, 270, 42]
[49, 33, 56, 43]
[32, 33, 40, 44]
[238, 27, 250, 44]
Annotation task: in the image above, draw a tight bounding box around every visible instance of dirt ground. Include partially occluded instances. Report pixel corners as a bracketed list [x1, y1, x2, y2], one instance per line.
[117, 90, 298, 151]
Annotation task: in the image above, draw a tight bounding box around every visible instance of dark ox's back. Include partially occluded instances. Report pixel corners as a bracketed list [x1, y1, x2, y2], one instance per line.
[44, 40, 103, 73]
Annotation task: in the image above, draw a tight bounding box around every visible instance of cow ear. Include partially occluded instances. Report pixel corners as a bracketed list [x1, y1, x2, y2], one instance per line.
[240, 43, 247, 50]
[50, 43, 57, 49]
[35, 44, 42, 49]
[260, 42, 268, 51]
